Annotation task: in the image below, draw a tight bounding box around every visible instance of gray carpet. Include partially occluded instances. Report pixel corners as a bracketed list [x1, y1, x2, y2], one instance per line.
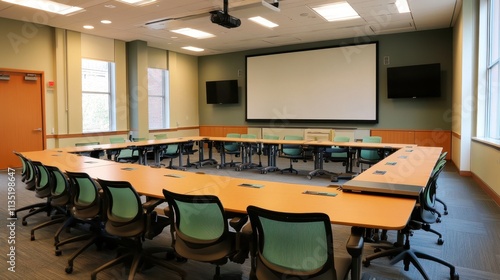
[1, 151, 499, 279]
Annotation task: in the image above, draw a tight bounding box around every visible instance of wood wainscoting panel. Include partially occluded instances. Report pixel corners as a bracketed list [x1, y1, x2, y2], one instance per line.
[414, 130, 451, 159]
[370, 130, 415, 144]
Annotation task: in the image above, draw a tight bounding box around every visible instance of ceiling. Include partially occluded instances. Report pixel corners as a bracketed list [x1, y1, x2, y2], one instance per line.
[0, 0, 461, 56]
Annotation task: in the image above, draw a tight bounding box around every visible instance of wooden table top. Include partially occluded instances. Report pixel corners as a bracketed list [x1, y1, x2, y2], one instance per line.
[20, 139, 425, 230]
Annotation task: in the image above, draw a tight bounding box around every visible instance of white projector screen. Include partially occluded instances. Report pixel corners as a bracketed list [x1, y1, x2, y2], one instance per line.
[246, 42, 378, 122]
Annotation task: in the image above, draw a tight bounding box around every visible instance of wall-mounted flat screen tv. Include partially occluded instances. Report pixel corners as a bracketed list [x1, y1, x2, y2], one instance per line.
[387, 63, 441, 98]
[206, 80, 239, 104]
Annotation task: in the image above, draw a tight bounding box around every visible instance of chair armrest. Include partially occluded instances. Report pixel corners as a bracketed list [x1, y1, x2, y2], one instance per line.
[142, 198, 164, 213]
[229, 215, 249, 232]
[346, 227, 364, 280]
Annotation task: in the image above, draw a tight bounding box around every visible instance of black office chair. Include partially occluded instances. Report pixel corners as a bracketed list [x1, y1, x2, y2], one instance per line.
[356, 136, 383, 172]
[279, 135, 305, 174]
[181, 140, 198, 168]
[246, 205, 364, 280]
[91, 179, 185, 280]
[363, 159, 458, 280]
[54, 171, 105, 274]
[162, 189, 248, 280]
[435, 152, 449, 220]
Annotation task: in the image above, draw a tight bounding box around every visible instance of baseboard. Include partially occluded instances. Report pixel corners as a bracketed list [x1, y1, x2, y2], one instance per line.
[471, 172, 500, 207]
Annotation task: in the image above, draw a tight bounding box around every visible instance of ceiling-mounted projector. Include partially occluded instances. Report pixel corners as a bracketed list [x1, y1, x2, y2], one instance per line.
[210, 11, 241, 28]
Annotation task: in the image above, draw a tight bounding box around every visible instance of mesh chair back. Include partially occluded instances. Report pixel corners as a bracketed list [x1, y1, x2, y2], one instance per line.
[224, 133, 241, 152]
[98, 179, 141, 223]
[66, 171, 101, 218]
[109, 137, 126, 143]
[331, 136, 350, 158]
[163, 189, 227, 243]
[154, 134, 167, 140]
[360, 136, 382, 160]
[32, 161, 52, 198]
[46, 166, 70, 206]
[247, 206, 335, 277]
[282, 135, 303, 156]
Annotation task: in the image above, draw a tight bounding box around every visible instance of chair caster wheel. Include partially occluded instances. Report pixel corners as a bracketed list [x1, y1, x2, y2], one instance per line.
[444, 210, 448, 215]
[363, 260, 370, 267]
[437, 238, 444, 245]
[31, 234, 35, 241]
[22, 220, 28, 226]
[307, 175, 312, 180]
[436, 217, 441, 223]
[452, 272, 459, 279]
[55, 249, 62, 256]
[65, 266, 73, 274]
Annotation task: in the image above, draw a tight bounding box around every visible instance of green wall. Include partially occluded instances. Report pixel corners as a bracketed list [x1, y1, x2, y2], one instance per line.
[198, 28, 453, 130]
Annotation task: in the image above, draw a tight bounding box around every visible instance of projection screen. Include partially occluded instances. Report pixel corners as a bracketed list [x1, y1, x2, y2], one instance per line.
[246, 42, 378, 123]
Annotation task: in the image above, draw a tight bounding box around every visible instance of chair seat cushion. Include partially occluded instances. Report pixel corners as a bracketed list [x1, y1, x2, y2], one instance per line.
[174, 233, 234, 263]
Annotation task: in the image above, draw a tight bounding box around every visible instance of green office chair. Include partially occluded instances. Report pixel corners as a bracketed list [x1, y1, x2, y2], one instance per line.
[109, 137, 139, 163]
[13, 151, 36, 189]
[356, 136, 383, 172]
[434, 152, 449, 220]
[92, 179, 184, 280]
[30, 165, 71, 241]
[55, 171, 104, 274]
[162, 189, 248, 280]
[13, 160, 60, 227]
[246, 205, 364, 280]
[152, 133, 182, 169]
[217, 133, 241, 169]
[363, 159, 458, 280]
[279, 135, 305, 174]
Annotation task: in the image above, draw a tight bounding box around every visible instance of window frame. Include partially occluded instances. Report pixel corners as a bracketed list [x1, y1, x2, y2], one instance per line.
[147, 68, 170, 130]
[81, 58, 116, 133]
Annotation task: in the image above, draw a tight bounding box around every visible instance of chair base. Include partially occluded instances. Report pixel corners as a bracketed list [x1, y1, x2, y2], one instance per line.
[307, 169, 339, 182]
[280, 167, 298, 174]
[91, 242, 185, 280]
[363, 231, 457, 280]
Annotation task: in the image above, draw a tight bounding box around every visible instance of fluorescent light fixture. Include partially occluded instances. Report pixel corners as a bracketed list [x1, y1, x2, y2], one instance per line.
[2, 0, 83, 15]
[83, 25, 94, 30]
[171, 28, 215, 39]
[182, 46, 204, 52]
[311, 1, 360, 22]
[249, 16, 278, 28]
[116, 0, 156, 6]
[395, 0, 410, 13]
[101, 20, 112, 24]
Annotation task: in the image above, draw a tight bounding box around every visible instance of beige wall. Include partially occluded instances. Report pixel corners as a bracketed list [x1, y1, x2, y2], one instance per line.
[0, 17, 199, 150]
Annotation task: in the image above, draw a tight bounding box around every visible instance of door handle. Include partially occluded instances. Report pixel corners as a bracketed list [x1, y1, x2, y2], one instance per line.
[33, 128, 42, 132]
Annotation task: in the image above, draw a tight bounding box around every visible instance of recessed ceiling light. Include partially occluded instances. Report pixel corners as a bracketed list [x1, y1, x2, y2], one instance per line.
[249, 16, 278, 28]
[101, 20, 112, 24]
[171, 28, 215, 39]
[116, 0, 156, 6]
[395, 0, 410, 13]
[83, 25, 94, 30]
[2, 0, 84, 15]
[311, 1, 360, 22]
[182, 46, 204, 52]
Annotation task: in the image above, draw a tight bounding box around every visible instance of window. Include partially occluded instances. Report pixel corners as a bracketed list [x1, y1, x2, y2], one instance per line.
[486, 0, 499, 139]
[82, 59, 115, 133]
[148, 68, 170, 129]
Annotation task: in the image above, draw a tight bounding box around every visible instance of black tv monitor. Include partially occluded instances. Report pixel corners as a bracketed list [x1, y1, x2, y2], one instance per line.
[206, 80, 239, 104]
[387, 63, 441, 98]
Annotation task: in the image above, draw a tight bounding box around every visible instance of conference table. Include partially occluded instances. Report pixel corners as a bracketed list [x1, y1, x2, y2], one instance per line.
[21, 149, 417, 230]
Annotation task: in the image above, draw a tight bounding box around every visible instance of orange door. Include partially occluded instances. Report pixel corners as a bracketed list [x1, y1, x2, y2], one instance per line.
[0, 71, 45, 169]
